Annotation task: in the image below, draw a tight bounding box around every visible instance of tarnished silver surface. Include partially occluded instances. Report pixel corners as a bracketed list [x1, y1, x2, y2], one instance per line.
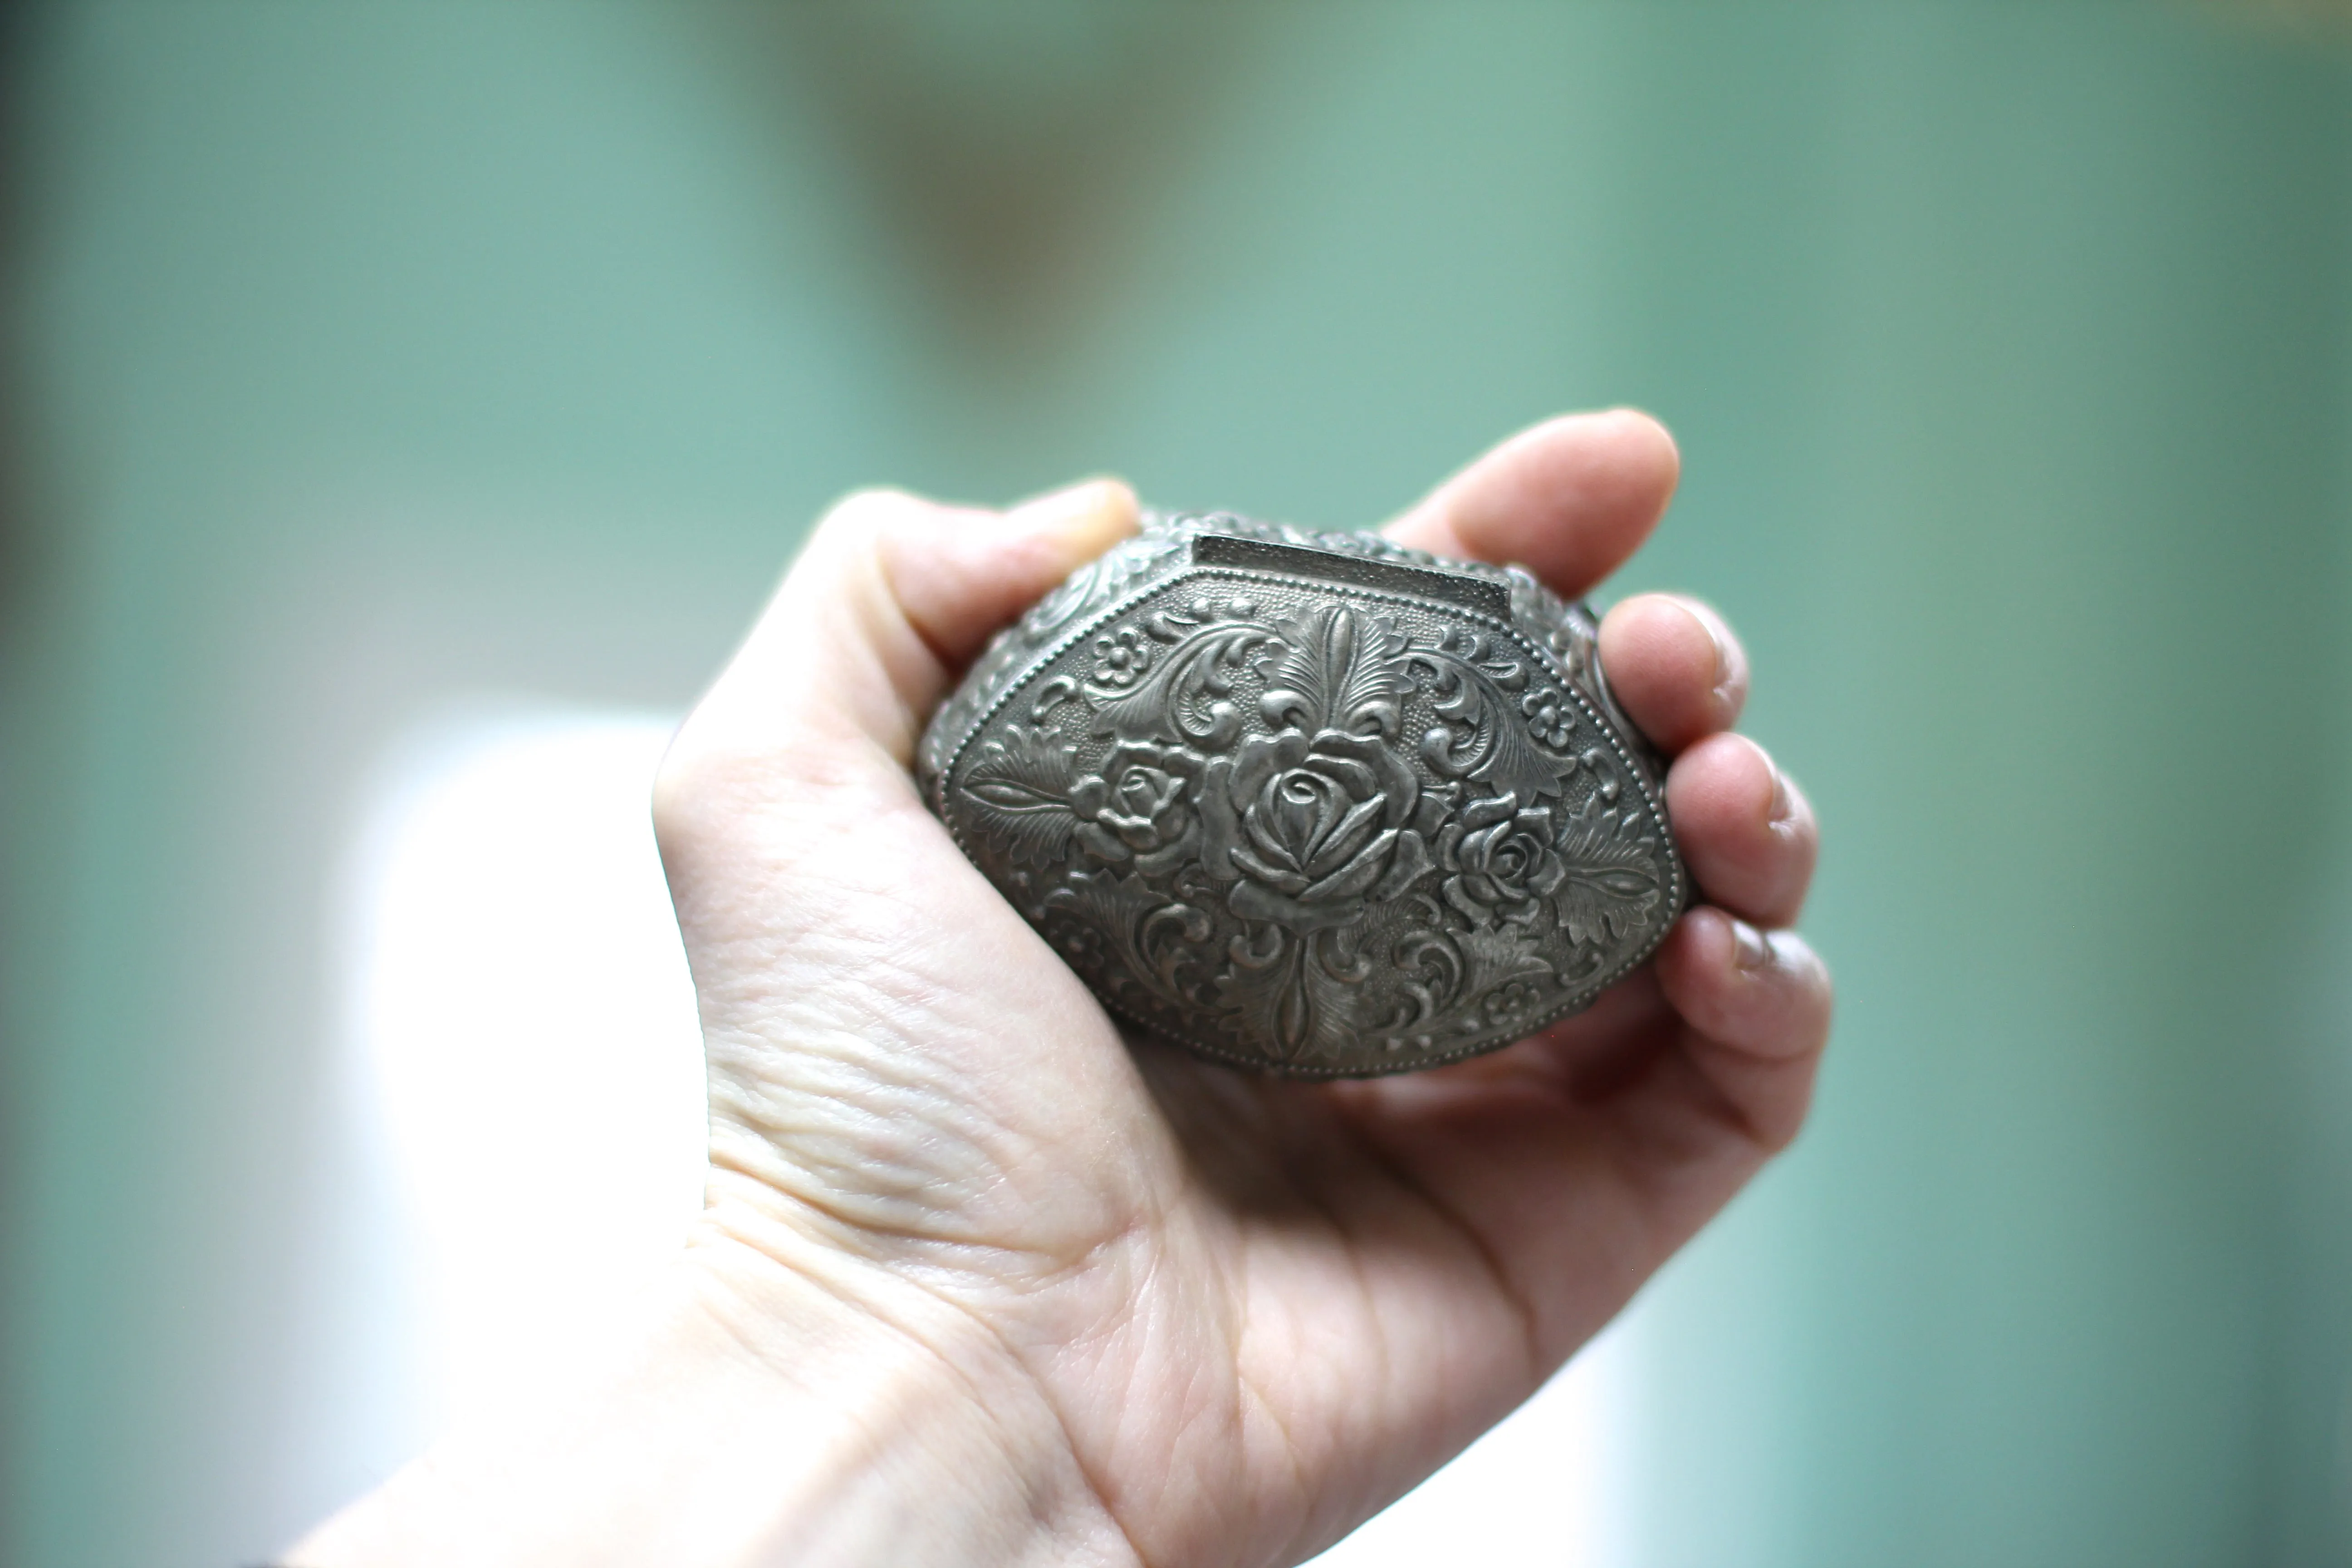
[917, 511, 1687, 1077]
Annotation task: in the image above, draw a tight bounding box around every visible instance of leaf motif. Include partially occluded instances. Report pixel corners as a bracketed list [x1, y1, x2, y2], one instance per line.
[958, 726, 1079, 866]
[1386, 926, 1465, 1030]
[1089, 621, 1276, 748]
[1298, 932, 1374, 1056]
[1553, 795, 1663, 946]
[1454, 921, 1558, 988]
[1044, 868, 1206, 1010]
[1413, 645, 1583, 803]
[1213, 929, 1306, 1055]
[1260, 604, 1412, 737]
[1213, 928, 1369, 1062]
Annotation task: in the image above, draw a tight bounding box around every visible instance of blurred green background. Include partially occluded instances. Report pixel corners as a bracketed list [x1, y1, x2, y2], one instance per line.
[5, 2, 2352, 1564]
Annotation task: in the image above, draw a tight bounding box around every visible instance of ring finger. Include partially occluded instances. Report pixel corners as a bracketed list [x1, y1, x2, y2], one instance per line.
[1667, 733, 1818, 928]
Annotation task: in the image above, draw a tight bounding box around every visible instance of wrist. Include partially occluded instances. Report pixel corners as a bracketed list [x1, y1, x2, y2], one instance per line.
[290, 1203, 1136, 1568]
[686, 1205, 1142, 1568]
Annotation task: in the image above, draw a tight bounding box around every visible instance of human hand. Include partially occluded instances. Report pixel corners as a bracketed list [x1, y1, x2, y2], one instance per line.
[294, 412, 1828, 1568]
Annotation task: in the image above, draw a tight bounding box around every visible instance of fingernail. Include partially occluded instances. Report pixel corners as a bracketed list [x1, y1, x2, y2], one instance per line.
[1674, 600, 1735, 707]
[1768, 766, 1793, 827]
[1731, 917, 1773, 974]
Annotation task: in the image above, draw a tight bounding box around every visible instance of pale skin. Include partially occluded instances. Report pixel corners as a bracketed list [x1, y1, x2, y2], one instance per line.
[294, 411, 1829, 1568]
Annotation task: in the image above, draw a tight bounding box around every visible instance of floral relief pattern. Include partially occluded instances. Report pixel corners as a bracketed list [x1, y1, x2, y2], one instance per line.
[1201, 728, 1439, 933]
[1090, 627, 1154, 689]
[1436, 793, 1565, 928]
[937, 521, 1682, 1075]
[1069, 742, 1205, 876]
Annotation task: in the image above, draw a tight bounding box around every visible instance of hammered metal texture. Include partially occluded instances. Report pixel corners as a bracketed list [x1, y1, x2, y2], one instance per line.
[917, 511, 1687, 1077]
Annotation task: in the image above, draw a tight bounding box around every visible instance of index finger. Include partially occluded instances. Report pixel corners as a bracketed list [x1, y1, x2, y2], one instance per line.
[1384, 409, 1681, 599]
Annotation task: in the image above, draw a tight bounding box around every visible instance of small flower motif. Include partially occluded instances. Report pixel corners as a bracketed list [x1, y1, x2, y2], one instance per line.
[1053, 922, 1107, 968]
[1091, 627, 1152, 689]
[1481, 977, 1547, 1028]
[1521, 686, 1575, 749]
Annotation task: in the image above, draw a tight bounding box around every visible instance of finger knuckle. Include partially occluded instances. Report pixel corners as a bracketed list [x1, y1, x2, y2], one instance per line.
[1752, 1090, 1817, 1154]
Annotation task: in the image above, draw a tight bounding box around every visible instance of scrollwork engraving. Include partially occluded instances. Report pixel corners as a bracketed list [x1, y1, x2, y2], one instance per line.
[929, 511, 1685, 1076]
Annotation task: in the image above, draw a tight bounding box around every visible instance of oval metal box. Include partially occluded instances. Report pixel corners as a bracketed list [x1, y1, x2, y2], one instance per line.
[916, 511, 1688, 1077]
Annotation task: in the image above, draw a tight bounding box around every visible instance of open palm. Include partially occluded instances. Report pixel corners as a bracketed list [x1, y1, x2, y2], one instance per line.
[643, 412, 1828, 1568]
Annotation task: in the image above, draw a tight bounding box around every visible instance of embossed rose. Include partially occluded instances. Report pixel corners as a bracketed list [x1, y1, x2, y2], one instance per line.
[1437, 792, 1567, 926]
[1200, 729, 1437, 933]
[1069, 742, 1205, 876]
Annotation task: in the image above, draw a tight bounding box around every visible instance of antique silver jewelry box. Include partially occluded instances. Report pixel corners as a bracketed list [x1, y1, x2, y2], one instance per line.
[916, 511, 1687, 1077]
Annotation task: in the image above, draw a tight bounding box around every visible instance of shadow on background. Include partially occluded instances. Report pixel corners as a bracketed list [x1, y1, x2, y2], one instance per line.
[2, 3, 2351, 1565]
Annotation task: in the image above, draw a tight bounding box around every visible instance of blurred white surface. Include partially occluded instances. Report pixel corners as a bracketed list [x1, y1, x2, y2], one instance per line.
[338, 706, 708, 1448]
[334, 701, 1638, 1560]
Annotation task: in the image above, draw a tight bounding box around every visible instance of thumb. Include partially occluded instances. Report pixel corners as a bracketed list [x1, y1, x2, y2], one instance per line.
[654, 480, 1137, 866]
[886, 480, 1142, 679]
